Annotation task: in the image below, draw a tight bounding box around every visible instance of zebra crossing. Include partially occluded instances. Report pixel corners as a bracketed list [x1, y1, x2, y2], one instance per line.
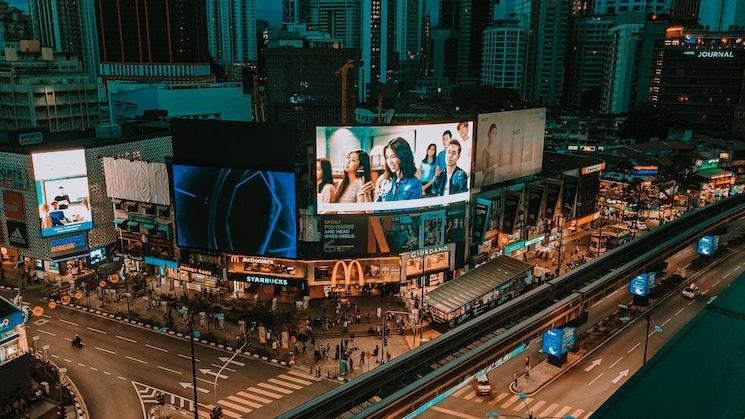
[196, 369, 321, 418]
[132, 381, 194, 417]
[451, 388, 593, 419]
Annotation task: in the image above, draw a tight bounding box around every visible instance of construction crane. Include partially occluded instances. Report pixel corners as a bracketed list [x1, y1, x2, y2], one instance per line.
[336, 59, 354, 124]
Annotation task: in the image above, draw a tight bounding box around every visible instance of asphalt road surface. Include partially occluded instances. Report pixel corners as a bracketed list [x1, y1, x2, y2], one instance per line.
[4, 288, 338, 419]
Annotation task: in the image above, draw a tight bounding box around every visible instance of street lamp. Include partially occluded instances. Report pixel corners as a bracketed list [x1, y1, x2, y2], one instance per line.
[642, 313, 663, 365]
[554, 216, 565, 277]
[178, 307, 200, 419]
[380, 310, 411, 363]
[212, 342, 248, 405]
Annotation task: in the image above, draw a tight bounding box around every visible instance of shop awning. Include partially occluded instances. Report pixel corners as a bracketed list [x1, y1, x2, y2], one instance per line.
[143, 223, 156, 231]
[696, 168, 731, 180]
[157, 224, 170, 232]
[114, 219, 127, 226]
[427, 255, 533, 315]
[126, 221, 139, 228]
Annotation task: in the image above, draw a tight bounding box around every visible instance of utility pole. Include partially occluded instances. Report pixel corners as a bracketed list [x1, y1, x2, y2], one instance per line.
[335, 59, 354, 124]
[188, 314, 199, 419]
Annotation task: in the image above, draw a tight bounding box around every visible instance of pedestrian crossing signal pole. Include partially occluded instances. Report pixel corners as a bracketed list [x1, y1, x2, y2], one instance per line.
[189, 313, 199, 419]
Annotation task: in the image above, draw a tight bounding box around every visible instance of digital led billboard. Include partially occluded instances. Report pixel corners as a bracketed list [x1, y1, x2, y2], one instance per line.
[315, 122, 473, 214]
[32, 149, 93, 237]
[474, 108, 546, 188]
[172, 164, 297, 258]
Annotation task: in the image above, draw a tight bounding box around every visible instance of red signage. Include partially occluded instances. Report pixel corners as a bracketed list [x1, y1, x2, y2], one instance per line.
[3, 191, 25, 220]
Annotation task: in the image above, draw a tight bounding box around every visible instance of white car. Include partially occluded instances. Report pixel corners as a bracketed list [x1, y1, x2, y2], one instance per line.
[473, 375, 492, 396]
[682, 284, 701, 299]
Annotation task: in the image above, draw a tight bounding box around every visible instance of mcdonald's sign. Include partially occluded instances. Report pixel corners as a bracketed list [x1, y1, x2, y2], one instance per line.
[330, 260, 365, 288]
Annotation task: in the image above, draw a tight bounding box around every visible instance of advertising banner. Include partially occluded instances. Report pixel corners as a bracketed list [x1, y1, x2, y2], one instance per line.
[445, 206, 466, 244]
[320, 217, 368, 254]
[526, 184, 545, 227]
[32, 149, 93, 237]
[172, 164, 297, 258]
[315, 122, 473, 214]
[562, 175, 579, 219]
[227, 254, 305, 278]
[103, 157, 170, 205]
[6, 220, 28, 248]
[0, 165, 27, 189]
[49, 234, 88, 256]
[472, 198, 492, 243]
[3, 190, 25, 220]
[502, 192, 520, 234]
[542, 327, 573, 356]
[400, 243, 455, 279]
[697, 235, 719, 256]
[545, 181, 561, 218]
[372, 213, 421, 253]
[474, 108, 546, 188]
[420, 210, 446, 247]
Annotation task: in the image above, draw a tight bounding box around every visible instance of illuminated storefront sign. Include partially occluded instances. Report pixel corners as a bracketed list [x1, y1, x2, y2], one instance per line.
[49, 234, 88, 255]
[331, 260, 365, 287]
[229, 274, 306, 290]
[179, 264, 222, 277]
[400, 243, 456, 280]
[696, 50, 734, 58]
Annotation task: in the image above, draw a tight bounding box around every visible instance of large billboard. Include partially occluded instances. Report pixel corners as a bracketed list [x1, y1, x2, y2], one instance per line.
[315, 122, 473, 214]
[474, 108, 546, 188]
[32, 149, 93, 237]
[172, 164, 297, 258]
[103, 157, 171, 205]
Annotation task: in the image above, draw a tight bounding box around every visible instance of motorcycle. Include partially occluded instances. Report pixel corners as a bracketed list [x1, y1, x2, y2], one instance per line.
[71, 336, 83, 348]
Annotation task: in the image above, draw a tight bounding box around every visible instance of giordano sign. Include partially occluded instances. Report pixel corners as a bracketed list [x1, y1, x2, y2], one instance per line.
[400, 243, 456, 280]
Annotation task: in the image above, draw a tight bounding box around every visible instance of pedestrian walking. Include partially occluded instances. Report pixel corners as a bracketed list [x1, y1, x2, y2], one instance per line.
[377, 306, 382, 319]
[349, 357, 354, 372]
[360, 351, 365, 365]
[513, 371, 518, 387]
[302, 341, 307, 354]
[373, 344, 379, 358]
[386, 351, 391, 363]
[316, 364, 321, 378]
[525, 355, 530, 378]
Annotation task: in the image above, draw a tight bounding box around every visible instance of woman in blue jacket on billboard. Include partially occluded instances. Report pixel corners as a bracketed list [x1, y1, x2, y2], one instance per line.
[375, 137, 422, 202]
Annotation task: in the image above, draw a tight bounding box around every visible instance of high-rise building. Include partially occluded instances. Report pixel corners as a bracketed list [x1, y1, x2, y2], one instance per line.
[0, 2, 32, 46]
[698, 0, 745, 31]
[593, 0, 670, 14]
[284, 0, 311, 24]
[568, 14, 614, 106]
[670, 0, 700, 22]
[601, 12, 666, 113]
[360, 0, 397, 101]
[395, 0, 423, 79]
[650, 29, 745, 132]
[94, 0, 212, 83]
[439, 0, 459, 30]
[455, 0, 492, 85]
[27, 0, 99, 76]
[527, 0, 571, 105]
[421, 11, 433, 76]
[480, 19, 526, 91]
[310, 0, 360, 49]
[431, 27, 457, 82]
[206, 0, 258, 72]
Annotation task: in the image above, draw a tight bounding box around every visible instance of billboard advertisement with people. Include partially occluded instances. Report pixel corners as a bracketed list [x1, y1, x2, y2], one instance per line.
[32, 149, 93, 237]
[474, 108, 546, 188]
[315, 122, 473, 214]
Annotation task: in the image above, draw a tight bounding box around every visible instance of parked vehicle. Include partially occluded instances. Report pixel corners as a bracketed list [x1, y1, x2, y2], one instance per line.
[472, 374, 491, 396]
[682, 283, 701, 299]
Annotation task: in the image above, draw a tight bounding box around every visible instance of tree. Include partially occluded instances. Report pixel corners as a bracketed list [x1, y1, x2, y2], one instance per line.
[620, 103, 684, 142]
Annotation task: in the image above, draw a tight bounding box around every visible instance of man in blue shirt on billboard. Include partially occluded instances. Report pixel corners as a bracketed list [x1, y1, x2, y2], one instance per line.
[435, 130, 452, 172]
[432, 140, 468, 196]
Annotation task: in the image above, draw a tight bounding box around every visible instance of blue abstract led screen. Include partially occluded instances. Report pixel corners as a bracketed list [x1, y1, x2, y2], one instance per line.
[172, 164, 297, 258]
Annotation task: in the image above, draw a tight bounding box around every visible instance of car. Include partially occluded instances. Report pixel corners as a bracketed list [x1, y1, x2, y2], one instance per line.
[682, 283, 701, 299]
[473, 374, 491, 396]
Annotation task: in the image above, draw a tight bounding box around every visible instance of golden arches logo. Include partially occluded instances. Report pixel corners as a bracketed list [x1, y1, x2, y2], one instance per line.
[330, 260, 365, 287]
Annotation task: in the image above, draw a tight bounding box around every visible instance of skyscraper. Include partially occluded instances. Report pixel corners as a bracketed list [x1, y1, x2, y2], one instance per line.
[360, 0, 396, 101]
[480, 19, 526, 91]
[568, 14, 614, 106]
[455, 0, 492, 85]
[206, 0, 258, 71]
[421, 11, 433, 76]
[527, 0, 571, 105]
[94, 0, 212, 82]
[395, 0, 423, 78]
[698, 0, 745, 31]
[28, 0, 99, 76]
[310, 0, 360, 49]
[593, 0, 670, 14]
[283, 0, 311, 25]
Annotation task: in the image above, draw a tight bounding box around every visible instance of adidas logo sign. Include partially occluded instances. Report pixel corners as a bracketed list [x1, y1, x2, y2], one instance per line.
[10, 228, 26, 245]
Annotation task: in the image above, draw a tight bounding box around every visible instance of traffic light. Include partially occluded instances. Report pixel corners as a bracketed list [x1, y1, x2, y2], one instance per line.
[211, 407, 223, 419]
[156, 393, 165, 406]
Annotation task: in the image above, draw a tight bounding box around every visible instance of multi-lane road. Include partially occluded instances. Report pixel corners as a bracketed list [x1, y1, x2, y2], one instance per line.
[3, 288, 337, 419]
[417, 220, 745, 419]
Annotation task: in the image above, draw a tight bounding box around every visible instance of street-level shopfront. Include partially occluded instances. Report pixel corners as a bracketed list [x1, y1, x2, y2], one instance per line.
[400, 243, 457, 288]
[227, 255, 307, 300]
[308, 256, 402, 299]
[177, 263, 223, 293]
[144, 256, 179, 286]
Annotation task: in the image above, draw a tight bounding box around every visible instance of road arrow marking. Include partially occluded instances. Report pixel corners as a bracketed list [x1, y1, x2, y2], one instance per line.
[199, 368, 228, 379]
[584, 359, 602, 372]
[180, 382, 209, 394]
[612, 369, 629, 384]
[707, 296, 718, 305]
[218, 357, 246, 367]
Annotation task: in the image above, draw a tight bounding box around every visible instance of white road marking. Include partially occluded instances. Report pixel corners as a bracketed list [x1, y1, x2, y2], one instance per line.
[245, 387, 283, 399]
[211, 363, 237, 373]
[608, 357, 623, 369]
[674, 307, 686, 316]
[116, 335, 137, 343]
[218, 399, 252, 414]
[712, 280, 721, 287]
[608, 289, 618, 297]
[51, 354, 59, 359]
[571, 408, 585, 419]
[512, 397, 533, 411]
[501, 394, 520, 408]
[688, 300, 695, 306]
[453, 386, 470, 398]
[555, 406, 574, 418]
[95, 346, 116, 355]
[531, 400, 546, 413]
[64, 358, 72, 363]
[196, 378, 215, 386]
[118, 376, 127, 381]
[258, 382, 292, 394]
[77, 363, 86, 367]
[277, 374, 312, 385]
[42, 314, 52, 319]
[178, 353, 199, 362]
[236, 391, 272, 404]
[540, 403, 560, 417]
[491, 393, 509, 405]
[226, 395, 261, 409]
[125, 355, 148, 365]
[588, 373, 604, 385]
[58, 319, 79, 326]
[63, 337, 72, 342]
[724, 272, 732, 278]
[661, 318, 672, 326]
[286, 369, 320, 381]
[37, 329, 56, 336]
[103, 371, 111, 376]
[268, 378, 302, 390]
[145, 344, 168, 353]
[462, 391, 476, 400]
[430, 406, 480, 419]
[90, 367, 98, 371]
[702, 288, 710, 295]
[157, 365, 183, 375]
[628, 343, 641, 353]
[86, 327, 107, 335]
